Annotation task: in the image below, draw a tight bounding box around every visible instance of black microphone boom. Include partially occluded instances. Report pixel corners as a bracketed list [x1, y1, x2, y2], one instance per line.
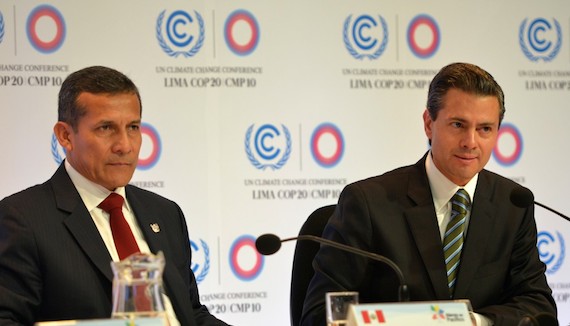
[255, 233, 410, 302]
[510, 186, 570, 223]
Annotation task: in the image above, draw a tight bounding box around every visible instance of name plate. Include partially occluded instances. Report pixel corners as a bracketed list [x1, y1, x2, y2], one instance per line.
[347, 301, 472, 325]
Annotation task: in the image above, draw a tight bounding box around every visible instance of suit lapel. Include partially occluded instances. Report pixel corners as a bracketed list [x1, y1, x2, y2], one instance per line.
[453, 171, 497, 298]
[125, 187, 197, 326]
[52, 164, 114, 282]
[404, 155, 451, 300]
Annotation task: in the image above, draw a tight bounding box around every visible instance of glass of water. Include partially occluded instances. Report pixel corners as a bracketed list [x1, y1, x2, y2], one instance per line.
[326, 291, 359, 326]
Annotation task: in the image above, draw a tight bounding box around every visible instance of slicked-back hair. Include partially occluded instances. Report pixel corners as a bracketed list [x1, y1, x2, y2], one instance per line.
[58, 66, 141, 130]
[426, 62, 505, 124]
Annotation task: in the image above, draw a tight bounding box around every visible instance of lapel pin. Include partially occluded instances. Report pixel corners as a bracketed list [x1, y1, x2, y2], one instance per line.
[150, 223, 160, 233]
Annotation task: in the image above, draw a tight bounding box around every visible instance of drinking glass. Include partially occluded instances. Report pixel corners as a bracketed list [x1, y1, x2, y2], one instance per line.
[326, 291, 359, 326]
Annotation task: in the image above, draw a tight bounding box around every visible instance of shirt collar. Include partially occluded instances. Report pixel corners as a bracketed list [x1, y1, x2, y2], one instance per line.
[64, 160, 129, 212]
[425, 151, 477, 212]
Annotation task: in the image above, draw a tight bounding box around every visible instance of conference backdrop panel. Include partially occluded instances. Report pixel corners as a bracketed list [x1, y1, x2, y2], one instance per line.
[1, 1, 568, 324]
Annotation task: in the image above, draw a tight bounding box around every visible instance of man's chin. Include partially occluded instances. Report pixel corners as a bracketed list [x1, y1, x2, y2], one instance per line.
[106, 173, 135, 188]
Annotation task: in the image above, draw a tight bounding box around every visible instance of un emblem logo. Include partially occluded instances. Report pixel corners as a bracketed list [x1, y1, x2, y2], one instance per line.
[156, 10, 205, 58]
[537, 231, 565, 275]
[245, 124, 291, 170]
[343, 14, 388, 60]
[0, 12, 5, 44]
[519, 18, 562, 62]
[51, 133, 66, 165]
[190, 239, 210, 284]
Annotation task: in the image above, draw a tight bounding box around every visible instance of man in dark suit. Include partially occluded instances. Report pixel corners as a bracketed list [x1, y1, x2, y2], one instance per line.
[0, 66, 229, 326]
[300, 63, 557, 326]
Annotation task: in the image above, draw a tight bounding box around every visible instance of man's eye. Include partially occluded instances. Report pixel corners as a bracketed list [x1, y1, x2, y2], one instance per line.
[451, 122, 462, 128]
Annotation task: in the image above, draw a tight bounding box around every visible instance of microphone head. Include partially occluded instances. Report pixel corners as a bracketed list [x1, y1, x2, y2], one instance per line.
[510, 186, 534, 208]
[255, 234, 282, 255]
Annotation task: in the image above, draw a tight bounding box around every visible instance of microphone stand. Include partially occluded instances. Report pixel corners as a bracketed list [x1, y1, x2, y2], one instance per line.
[535, 201, 570, 223]
[281, 234, 410, 302]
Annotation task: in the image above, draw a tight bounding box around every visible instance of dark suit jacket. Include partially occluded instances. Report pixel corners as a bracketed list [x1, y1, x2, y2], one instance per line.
[300, 154, 556, 326]
[0, 163, 228, 326]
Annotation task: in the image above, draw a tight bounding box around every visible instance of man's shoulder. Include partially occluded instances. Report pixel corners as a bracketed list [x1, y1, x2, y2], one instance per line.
[351, 162, 420, 187]
[125, 184, 175, 205]
[0, 180, 51, 206]
[478, 169, 524, 198]
[479, 169, 521, 188]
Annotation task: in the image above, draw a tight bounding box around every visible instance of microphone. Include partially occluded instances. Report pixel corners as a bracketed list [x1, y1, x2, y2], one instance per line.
[510, 186, 570, 223]
[255, 233, 410, 302]
[517, 312, 558, 326]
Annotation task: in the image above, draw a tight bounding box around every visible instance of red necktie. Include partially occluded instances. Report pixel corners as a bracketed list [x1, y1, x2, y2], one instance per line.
[98, 193, 140, 260]
[99, 193, 150, 312]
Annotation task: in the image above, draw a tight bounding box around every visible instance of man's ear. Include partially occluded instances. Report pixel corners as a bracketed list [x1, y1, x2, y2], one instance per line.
[53, 121, 74, 152]
[423, 109, 433, 140]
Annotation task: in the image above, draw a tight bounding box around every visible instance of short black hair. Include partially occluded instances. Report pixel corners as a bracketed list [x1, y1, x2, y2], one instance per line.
[58, 66, 141, 130]
[426, 62, 505, 123]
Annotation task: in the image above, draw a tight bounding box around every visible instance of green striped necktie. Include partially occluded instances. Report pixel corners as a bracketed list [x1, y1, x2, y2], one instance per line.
[443, 188, 470, 296]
